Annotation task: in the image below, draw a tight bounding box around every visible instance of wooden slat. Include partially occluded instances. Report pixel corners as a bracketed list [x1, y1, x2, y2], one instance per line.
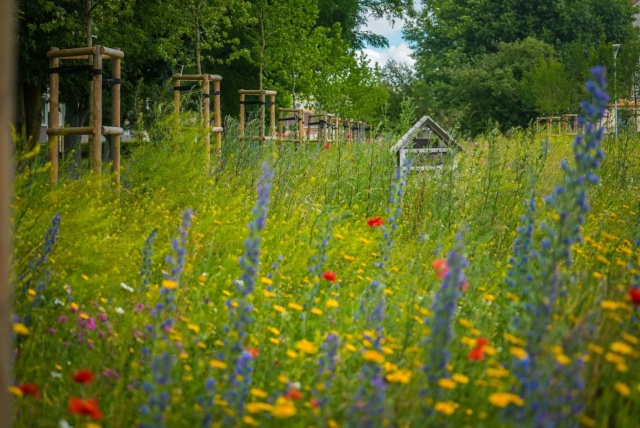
[99, 46, 124, 58]
[211, 127, 224, 133]
[239, 89, 277, 95]
[49, 49, 60, 183]
[0, 0, 14, 425]
[47, 46, 97, 59]
[101, 126, 123, 136]
[111, 56, 121, 186]
[47, 127, 94, 136]
[213, 79, 222, 155]
[91, 47, 102, 174]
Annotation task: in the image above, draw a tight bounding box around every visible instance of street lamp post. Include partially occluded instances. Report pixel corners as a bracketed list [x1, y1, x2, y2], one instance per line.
[613, 43, 621, 138]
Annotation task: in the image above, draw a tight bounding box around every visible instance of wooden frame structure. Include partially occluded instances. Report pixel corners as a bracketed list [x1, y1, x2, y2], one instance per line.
[390, 116, 462, 171]
[278, 107, 305, 143]
[1, 0, 14, 424]
[172, 73, 223, 163]
[307, 113, 336, 143]
[46, 46, 124, 184]
[536, 115, 581, 136]
[239, 89, 277, 143]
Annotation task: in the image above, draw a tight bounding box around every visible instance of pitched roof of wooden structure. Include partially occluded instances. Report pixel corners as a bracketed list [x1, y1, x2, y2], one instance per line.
[390, 115, 463, 153]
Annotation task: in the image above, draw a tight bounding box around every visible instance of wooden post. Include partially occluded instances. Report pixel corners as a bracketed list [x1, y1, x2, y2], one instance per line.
[111, 55, 121, 185]
[298, 109, 304, 143]
[0, 0, 14, 425]
[269, 94, 276, 138]
[173, 76, 181, 129]
[203, 74, 210, 167]
[91, 46, 102, 174]
[49, 48, 60, 183]
[213, 79, 222, 156]
[259, 90, 266, 142]
[239, 91, 245, 144]
[278, 109, 284, 141]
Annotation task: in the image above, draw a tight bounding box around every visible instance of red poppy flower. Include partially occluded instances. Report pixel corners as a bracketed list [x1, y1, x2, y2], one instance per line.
[73, 370, 93, 384]
[468, 347, 485, 361]
[18, 383, 40, 399]
[432, 259, 449, 280]
[68, 397, 104, 420]
[322, 271, 336, 282]
[630, 287, 640, 306]
[310, 398, 320, 408]
[284, 386, 303, 400]
[468, 337, 488, 361]
[367, 217, 385, 228]
[324, 144, 331, 150]
[246, 347, 259, 358]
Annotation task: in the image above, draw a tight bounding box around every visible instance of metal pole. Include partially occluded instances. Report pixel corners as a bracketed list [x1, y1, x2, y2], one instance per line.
[0, 0, 15, 426]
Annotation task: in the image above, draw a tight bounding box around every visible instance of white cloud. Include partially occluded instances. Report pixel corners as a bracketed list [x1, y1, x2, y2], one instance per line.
[359, 10, 416, 67]
[363, 43, 415, 67]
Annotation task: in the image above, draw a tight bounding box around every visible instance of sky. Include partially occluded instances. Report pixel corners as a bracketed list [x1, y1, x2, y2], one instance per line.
[361, 13, 416, 68]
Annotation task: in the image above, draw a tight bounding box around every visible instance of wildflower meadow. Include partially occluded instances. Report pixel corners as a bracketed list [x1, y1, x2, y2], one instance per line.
[9, 68, 640, 427]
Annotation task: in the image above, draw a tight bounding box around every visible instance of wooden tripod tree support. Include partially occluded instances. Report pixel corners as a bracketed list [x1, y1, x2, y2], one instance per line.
[172, 74, 223, 163]
[307, 112, 337, 143]
[46, 46, 124, 184]
[239, 89, 277, 143]
[278, 108, 305, 143]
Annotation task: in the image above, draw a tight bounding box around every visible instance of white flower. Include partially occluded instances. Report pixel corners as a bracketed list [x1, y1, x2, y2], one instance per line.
[120, 282, 134, 292]
[53, 298, 64, 306]
[115, 307, 125, 314]
[59, 419, 73, 428]
[50, 371, 62, 379]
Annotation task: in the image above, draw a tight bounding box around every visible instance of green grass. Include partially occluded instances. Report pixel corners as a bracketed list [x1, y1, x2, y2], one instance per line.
[9, 110, 640, 427]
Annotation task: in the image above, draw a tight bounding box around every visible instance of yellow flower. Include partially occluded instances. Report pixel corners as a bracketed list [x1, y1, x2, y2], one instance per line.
[270, 338, 280, 345]
[334, 233, 345, 240]
[343, 254, 356, 261]
[162, 279, 178, 290]
[362, 350, 385, 364]
[458, 318, 473, 328]
[503, 333, 526, 346]
[489, 392, 524, 408]
[588, 343, 604, 354]
[483, 293, 496, 302]
[263, 289, 276, 298]
[326, 299, 339, 308]
[555, 354, 571, 365]
[346, 343, 357, 352]
[610, 341, 633, 356]
[268, 327, 280, 336]
[246, 402, 273, 413]
[452, 373, 469, 384]
[510, 347, 528, 360]
[601, 300, 619, 310]
[210, 360, 227, 369]
[274, 305, 286, 313]
[250, 388, 268, 398]
[187, 324, 200, 333]
[8, 386, 23, 397]
[438, 378, 457, 390]
[243, 416, 258, 426]
[311, 308, 323, 315]
[12, 323, 29, 336]
[622, 333, 639, 345]
[296, 339, 317, 355]
[434, 401, 458, 415]
[615, 382, 631, 397]
[288, 302, 303, 311]
[260, 277, 273, 285]
[386, 369, 412, 384]
[271, 397, 297, 418]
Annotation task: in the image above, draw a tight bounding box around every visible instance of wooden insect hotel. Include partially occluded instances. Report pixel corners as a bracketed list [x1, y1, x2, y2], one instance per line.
[47, 46, 124, 184]
[278, 107, 305, 143]
[390, 116, 462, 171]
[172, 73, 223, 164]
[239, 89, 277, 143]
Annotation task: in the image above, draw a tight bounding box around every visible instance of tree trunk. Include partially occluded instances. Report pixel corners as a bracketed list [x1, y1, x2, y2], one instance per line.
[259, 6, 265, 91]
[196, 0, 202, 75]
[23, 82, 43, 151]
